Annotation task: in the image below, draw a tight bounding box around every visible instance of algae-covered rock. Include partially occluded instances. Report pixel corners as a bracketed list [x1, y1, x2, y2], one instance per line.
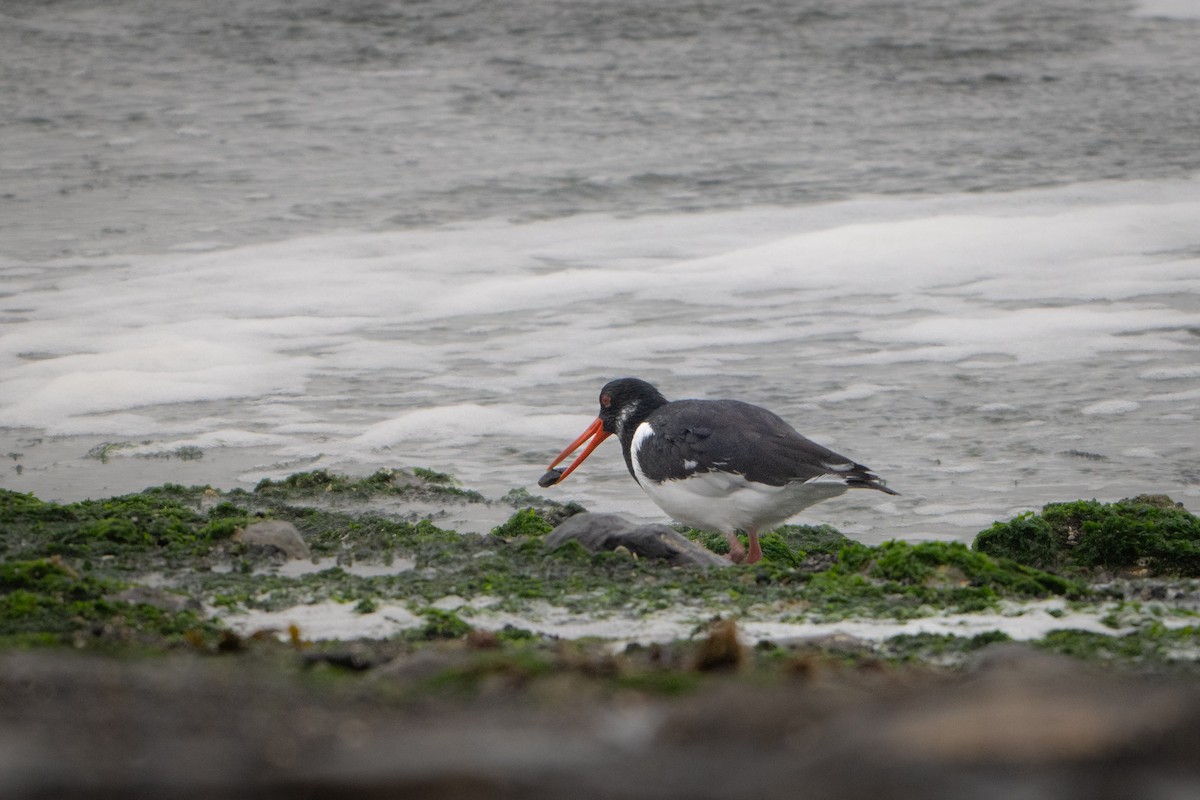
[974, 496, 1200, 576]
[545, 513, 730, 568]
[490, 507, 556, 538]
[0, 486, 244, 565]
[252, 468, 486, 502]
[0, 558, 216, 647]
[236, 520, 311, 559]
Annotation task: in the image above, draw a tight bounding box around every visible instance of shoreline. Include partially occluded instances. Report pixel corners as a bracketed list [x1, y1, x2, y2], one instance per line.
[3, 470, 1200, 796]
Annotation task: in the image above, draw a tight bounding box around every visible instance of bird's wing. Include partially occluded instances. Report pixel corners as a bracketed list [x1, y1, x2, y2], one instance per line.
[645, 399, 895, 493]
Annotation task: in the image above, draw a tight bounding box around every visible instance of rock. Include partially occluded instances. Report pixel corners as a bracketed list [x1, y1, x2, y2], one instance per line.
[236, 520, 310, 559]
[545, 513, 729, 568]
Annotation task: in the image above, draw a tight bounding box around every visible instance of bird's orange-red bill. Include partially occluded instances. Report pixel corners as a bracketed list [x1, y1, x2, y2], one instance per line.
[540, 417, 610, 486]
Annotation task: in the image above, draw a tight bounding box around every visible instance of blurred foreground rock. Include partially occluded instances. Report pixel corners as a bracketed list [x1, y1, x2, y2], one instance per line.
[2, 643, 1197, 799]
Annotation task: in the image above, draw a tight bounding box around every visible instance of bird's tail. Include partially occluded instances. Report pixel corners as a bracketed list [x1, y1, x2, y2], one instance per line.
[846, 465, 899, 496]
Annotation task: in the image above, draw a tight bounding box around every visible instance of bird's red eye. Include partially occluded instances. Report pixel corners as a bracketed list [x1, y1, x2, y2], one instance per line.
[600, 393, 612, 408]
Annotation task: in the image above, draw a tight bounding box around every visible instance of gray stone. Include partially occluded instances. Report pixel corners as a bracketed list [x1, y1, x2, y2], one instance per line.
[545, 513, 729, 568]
[237, 520, 311, 559]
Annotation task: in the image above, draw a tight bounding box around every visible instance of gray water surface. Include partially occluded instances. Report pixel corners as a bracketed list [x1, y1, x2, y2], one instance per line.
[4, 0, 1199, 260]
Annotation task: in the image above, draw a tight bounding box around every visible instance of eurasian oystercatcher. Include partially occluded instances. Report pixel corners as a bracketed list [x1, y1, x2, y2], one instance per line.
[540, 378, 897, 565]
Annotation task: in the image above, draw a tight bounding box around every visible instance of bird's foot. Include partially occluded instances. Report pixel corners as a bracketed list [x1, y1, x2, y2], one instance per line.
[745, 532, 762, 565]
[726, 541, 747, 564]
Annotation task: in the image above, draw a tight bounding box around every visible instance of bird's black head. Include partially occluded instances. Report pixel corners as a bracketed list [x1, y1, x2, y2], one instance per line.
[597, 378, 669, 439]
[540, 378, 670, 488]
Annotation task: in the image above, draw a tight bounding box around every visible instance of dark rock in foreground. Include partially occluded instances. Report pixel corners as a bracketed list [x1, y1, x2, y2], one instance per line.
[1, 644, 1197, 800]
[546, 513, 730, 567]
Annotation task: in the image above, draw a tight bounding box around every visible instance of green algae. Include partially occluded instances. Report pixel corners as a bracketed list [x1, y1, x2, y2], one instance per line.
[1035, 623, 1200, 674]
[490, 507, 555, 538]
[685, 523, 858, 568]
[876, 630, 1014, 663]
[974, 496, 1200, 576]
[1, 481, 1087, 636]
[3, 473, 1198, 683]
[415, 608, 473, 640]
[0, 486, 246, 567]
[863, 540, 1080, 597]
[735, 539, 1084, 621]
[496, 490, 589, 527]
[266, 506, 459, 561]
[0, 558, 218, 648]
[253, 468, 486, 503]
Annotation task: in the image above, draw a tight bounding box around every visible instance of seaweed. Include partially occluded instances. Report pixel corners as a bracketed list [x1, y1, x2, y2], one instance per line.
[0, 558, 218, 648]
[2, 474, 1196, 679]
[0, 486, 245, 567]
[974, 496, 1200, 576]
[253, 468, 486, 502]
[490, 507, 555, 539]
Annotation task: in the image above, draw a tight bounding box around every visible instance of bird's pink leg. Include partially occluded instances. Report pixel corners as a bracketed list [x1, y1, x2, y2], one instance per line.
[724, 531, 746, 564]
[745, 529, 763, 565]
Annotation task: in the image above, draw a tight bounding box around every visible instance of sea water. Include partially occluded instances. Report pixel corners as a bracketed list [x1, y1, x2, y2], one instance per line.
[2, 0, 1198, 544]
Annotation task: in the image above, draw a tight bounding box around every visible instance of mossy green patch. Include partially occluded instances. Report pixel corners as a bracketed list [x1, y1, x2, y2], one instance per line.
[253, 468, 485, 502]
[401, 522, 1081, 621]
[974, 496, 1200, 576]
[498, 488, 589, 528]
[0, 475, 1082, 637]
[747, 539, 1083, 620]
[1036, 623, 1200, 674]
[415, 608, 472, 640]
[3, 473, 1194, 678]
[354, 597, 379, 614]
[490, 507, 555, 538]
[683, 523, 852, 567]
[266, 506, 459, 561]
[878, 630, 1014, 663]
[0, 486, 246, 567]
[0, 559, 218, 648]
[412, 467, 454, 484]
[866, 540, 1079, 596]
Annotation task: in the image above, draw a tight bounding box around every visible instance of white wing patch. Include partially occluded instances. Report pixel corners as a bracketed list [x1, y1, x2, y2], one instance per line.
[804, 472, 855, 486]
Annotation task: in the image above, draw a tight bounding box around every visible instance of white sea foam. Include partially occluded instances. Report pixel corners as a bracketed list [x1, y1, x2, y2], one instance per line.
[1141, 366, 1200, 381]
[221, 600, 420, 640]
[3, 178, 1199, 536]
[1081, 399, 1141, 416]
[218, 595, 1186, 648]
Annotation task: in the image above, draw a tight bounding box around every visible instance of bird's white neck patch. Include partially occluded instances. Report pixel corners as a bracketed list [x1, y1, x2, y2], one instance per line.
[629, 421, 655, 485]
